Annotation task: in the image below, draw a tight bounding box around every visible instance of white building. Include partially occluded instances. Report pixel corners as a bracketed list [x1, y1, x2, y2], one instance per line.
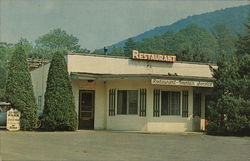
[31, 51, 215, 132]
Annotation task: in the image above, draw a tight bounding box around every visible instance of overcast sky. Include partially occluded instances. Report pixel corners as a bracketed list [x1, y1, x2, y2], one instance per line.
[0, 0, 249, 50]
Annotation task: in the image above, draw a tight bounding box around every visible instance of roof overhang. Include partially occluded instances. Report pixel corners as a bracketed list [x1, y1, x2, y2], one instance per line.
[70, 72, 215, 82]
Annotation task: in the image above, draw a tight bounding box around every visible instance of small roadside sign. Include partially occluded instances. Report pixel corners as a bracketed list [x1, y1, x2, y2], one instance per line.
[6, 108, 21, 131]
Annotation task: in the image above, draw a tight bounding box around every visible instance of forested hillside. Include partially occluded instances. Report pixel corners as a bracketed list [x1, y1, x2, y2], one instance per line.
[105, 23, 237, 64]
[100, 5, 250, 64]
[109, 5, 249, 48]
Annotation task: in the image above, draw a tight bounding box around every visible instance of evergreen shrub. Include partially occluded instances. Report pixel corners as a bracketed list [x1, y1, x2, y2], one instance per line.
[41, 51, 77, 131]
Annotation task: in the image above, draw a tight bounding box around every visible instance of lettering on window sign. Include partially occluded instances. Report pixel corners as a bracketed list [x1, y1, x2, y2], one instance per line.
[132, 50, 176, 63]
[151, 79, 214, 88]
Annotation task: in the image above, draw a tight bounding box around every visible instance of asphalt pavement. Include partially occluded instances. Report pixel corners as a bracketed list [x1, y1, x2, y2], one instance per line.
[0, 130, 249, 161]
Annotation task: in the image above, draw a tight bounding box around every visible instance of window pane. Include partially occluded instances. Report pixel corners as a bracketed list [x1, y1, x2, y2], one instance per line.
[171, 92, 180, 115]
[161, 91, 170, 115]
[83, 93, 93, 107]
[128, 90, 138, 114]
[161, 91, 180, 116]
[193, 93, 201, 117]
[117, 90, 127, 114]
[182, 91, 188, 117]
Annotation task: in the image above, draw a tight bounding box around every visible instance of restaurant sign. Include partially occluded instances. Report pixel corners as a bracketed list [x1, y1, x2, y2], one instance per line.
[132, 50, 176, 63]
[6, 108, 21, 131]
[151, 79, 214, 88]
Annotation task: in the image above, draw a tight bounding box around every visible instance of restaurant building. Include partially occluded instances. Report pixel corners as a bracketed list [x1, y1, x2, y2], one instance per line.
[31, 50, 215, 132]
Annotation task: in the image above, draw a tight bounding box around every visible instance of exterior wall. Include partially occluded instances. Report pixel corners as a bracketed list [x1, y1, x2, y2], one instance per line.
[31, 67, 210, 132]
[106, 80, 148, 131]
[72, 80, 106, 130]
[30, 64, 50, 111]
[104, 80, 207, 132]
[30, 55, 214, 132]
[67, 55, 214, 78]
[192, 88, 212, 131]
[146, 85, 194, 132]
[71, 80, 79, 122]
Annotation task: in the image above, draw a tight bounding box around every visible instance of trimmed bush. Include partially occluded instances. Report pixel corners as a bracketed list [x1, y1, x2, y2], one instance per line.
[5, 45, 38, 130]
[41, 51, 77, 131]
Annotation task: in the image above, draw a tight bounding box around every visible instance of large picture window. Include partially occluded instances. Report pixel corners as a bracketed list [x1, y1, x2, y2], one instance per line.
[117, 90, 138, 115]
[161, 91, 180, 115]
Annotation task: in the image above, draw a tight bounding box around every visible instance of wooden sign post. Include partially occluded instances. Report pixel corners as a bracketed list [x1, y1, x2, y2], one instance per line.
[6, 108, 21, 131]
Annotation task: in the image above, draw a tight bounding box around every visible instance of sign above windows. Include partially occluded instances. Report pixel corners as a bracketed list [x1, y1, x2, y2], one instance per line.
[151, 79, 214, 88]
[132, 50, 176, 63]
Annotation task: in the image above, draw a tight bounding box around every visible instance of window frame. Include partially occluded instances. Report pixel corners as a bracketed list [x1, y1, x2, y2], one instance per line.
[117, 90, 139, 115]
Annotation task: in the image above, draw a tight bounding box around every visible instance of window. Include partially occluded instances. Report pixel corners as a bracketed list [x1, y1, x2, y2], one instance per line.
[182, 91, 188, 117]
[117, 90, 138, 115]
[193, 93, 201, 117]
[161, 91, 180, 115]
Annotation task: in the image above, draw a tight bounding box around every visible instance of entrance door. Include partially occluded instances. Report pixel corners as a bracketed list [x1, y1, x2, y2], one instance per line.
[79, 90, 95, 129]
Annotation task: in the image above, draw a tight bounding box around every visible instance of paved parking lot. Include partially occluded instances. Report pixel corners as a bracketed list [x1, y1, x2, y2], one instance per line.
[0, 130, 250, 161]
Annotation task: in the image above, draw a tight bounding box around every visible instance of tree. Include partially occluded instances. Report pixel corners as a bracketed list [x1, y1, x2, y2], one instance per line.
[206, 56, 240, 135]
[207, 19, 250, 136]
[136, 32, 178, 55]
[135, 26, 219, 63]
[80, 48, 91, 54]
[177, 24, 218, 63]
[234, 19, 250, 135]
[124, 38, 136, 57]
[0, 40, 33, 99]
[91, 49, 104, 55]
[41, 51, 77, 131]
[18, 38, 33, 56]
[0, 42, 14, 99]
[5, 45, 38, 130]
[213, 25, 236, 62]
[110, 45, 124, 56]
[35, 28, 83, 53]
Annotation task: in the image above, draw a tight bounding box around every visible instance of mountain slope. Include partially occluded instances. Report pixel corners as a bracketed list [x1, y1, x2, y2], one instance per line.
[109, 5, 250, 48]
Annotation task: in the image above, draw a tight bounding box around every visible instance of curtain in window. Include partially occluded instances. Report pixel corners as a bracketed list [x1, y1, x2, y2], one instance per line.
[161, 91, 180, 115]
[171, 92, 180, 115]
[128, 90, 138, 114]
[117, 90, 138, 115]
[117, 90, 127, 114]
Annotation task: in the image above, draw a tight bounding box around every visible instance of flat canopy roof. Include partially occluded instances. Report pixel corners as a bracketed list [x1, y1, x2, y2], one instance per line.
[70, 72, 215, 82]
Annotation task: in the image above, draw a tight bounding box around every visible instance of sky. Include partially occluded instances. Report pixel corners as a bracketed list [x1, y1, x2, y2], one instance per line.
[0, 0, 249, 50]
